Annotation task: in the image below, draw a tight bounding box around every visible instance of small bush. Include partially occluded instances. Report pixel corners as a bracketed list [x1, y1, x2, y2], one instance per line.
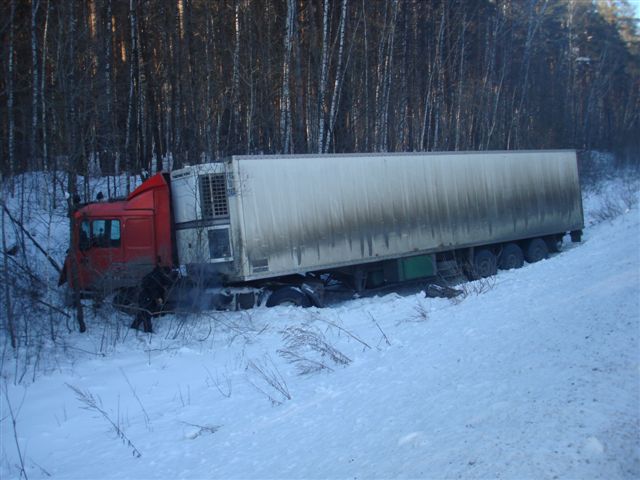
[278, 326, 351, 375]
[247, 356, 291, 405]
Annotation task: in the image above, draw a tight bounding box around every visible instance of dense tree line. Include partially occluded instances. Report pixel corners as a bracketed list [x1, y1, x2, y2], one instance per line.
[1, 0, 639, 182]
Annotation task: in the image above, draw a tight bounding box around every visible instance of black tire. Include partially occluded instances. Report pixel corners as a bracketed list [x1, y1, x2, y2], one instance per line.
[545, 235, 563, 253]
[525, 238, 549, 263]
[470, 248, 497, 279]
[266, 286, 311, 308]
[498, 243, 524, 270]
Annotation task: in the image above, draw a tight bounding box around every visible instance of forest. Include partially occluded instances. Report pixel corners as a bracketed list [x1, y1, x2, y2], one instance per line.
[1, 0, 639, 191]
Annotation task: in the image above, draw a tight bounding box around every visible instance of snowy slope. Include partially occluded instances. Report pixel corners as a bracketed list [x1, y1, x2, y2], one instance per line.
[1, 176, 639, 479]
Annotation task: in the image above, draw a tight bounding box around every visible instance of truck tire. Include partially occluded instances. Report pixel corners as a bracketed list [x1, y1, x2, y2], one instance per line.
[498, 243, 524, 270]
[525, 238, 548, 263]
[545, 235, 563, 253]
[266, 286, 311, 308]
[471, 249, 497, 279]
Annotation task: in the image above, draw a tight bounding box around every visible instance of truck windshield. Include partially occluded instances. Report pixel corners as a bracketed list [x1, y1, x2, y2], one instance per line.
[79, 219, 121, 251]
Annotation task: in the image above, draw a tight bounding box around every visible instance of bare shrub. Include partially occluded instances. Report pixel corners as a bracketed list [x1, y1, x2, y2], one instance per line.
[120, 368, 151, 431]
[619, 178, 639, 211]
[590, 172, 639, 223]
[204, 365, 232, 398]
[592, 195, 626, 223]
[394, 300, 431, 325]
[2, 383, 29, 479]
[277, 326, 351, 375]
[246, 356, 291, 405]
[413, 302, 429, 322]
[308, 313, 371, 351]
[368, 313, 391, 347]
[449, 275, 497, 305]
[67, 383, 142, 458]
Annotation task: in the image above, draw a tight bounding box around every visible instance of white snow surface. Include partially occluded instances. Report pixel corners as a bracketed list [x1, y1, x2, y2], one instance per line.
[1, 173, 639, 479]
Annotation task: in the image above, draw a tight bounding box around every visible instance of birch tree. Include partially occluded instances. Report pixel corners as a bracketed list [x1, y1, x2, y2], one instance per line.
[324, 0, 349, 153]
[124, 0, 138, 192]
[316, 0, 330, 153]
[280, 0, 295, 153]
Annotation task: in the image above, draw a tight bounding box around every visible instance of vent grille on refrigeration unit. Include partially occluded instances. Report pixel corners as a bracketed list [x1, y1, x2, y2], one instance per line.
[199, 173, 228, 218]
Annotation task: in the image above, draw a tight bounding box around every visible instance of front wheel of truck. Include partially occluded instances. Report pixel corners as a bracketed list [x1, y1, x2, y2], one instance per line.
[266, 286, 311, 308]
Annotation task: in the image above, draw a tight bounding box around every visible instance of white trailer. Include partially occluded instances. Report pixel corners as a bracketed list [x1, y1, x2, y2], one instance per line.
[168, 150, 583, 307]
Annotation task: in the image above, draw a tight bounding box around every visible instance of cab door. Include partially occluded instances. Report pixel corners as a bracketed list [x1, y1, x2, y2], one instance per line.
[75, 218, 123, 291]
[122, 216, 156, 285]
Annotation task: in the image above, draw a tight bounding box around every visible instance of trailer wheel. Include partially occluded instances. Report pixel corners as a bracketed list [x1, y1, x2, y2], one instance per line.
[545, 235, 563, 253]
[471, 249, 497, 279]
[498, 243, 524, 270]
[266, 286, 311, 308]
[525, 238, 549, 263]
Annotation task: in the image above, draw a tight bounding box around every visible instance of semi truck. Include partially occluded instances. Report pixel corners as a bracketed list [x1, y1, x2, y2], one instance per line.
[60, 150, 584, 311]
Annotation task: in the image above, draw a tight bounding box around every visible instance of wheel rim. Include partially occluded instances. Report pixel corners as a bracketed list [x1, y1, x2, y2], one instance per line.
[474, 251, 496, 278]
[477, 260, 492, 277]
[500, 244, 523, 270]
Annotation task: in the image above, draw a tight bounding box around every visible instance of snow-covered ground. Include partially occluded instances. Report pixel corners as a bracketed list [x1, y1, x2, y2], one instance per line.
[1, 172, 639, 479]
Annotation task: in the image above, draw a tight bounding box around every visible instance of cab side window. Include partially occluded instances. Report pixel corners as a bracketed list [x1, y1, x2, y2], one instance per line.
[80, 219, 121, 249]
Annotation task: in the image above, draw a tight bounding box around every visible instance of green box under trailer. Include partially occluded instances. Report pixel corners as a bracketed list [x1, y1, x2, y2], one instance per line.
[365, 254, 437, 289]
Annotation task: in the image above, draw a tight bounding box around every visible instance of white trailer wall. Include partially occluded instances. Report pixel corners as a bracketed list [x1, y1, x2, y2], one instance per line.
[229, 151, 583, 281]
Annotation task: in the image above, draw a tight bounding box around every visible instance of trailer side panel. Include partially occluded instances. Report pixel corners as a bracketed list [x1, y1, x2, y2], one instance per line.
[231, 151, 583, 281]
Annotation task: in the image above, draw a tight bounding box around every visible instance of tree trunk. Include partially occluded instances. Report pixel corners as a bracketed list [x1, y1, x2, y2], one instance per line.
[31, 0, 41, 171]
[125, 0, 138, 192]
[66, 1, 86, 333]
[8, 0, 16, 192]
[228, 0, 241, 155]
[317, 0, 330, 153]
[41, 0, 52, 206]
[454, 11, 466, 151]
[280, 0, 295, 153]
[1, 197, 17, 348]
[324, 0, 349, 153]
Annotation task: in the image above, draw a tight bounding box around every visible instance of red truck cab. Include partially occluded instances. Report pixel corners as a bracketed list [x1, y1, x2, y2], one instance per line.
[61, 173, 174, 294]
